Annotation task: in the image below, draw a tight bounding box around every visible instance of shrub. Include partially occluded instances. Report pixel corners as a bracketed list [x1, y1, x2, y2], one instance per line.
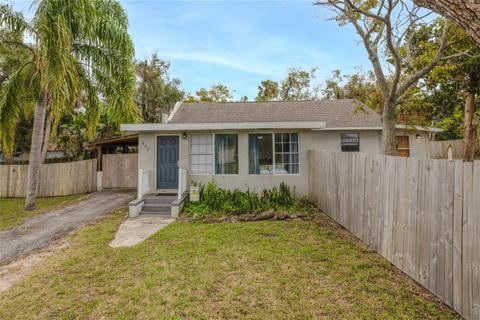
[183, 181, 307, 217]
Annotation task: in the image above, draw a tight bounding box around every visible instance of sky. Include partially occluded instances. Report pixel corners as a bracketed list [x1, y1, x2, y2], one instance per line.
[7, 0, 372, 100]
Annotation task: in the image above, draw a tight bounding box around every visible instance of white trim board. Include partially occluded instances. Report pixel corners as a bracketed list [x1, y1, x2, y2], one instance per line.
[313, 125, 442, 132]
[121, 121, 327, 132]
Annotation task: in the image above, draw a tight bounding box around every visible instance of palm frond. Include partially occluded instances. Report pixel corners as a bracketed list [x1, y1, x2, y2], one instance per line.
[0, 4, 29, 36]
[0, 63, 37, 154]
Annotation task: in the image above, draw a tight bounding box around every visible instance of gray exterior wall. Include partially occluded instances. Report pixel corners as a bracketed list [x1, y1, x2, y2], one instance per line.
[137, 129, 430, 197]
[407, 131, 430, 158]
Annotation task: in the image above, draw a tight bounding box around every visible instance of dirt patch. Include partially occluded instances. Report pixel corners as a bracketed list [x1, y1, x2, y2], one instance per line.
[0, 238, 69, 293]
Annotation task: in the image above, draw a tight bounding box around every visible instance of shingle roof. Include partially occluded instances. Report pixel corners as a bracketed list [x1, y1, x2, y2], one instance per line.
[169, 99, 382, 128]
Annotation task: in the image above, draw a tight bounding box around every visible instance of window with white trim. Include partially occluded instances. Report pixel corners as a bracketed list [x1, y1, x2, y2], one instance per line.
[249, 132, 299, 174]
[274, 133, 299, 174]
[189, 134, 214, 174]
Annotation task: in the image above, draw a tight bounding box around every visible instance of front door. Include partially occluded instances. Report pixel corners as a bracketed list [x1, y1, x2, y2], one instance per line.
[156, 136, 179, 189]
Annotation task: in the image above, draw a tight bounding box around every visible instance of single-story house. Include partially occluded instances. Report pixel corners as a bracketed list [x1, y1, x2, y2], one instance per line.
[121, 99, 440, 216]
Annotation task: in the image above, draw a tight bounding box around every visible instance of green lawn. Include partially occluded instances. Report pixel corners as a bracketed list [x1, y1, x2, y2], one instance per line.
[0, 209, 458, 319]
[0, 195, 85, 230]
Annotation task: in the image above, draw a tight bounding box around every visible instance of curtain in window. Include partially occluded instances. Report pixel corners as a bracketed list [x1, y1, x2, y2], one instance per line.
[249, 134, 260, 174]
[215, 134, 238, 174]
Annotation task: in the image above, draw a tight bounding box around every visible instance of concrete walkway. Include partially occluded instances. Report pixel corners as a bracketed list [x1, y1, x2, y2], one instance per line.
[0, 190, 134, 264]
[110, 214, 174, 248]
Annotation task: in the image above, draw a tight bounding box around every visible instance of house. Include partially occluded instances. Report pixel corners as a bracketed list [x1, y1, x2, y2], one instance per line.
[121, 99, 440, 216]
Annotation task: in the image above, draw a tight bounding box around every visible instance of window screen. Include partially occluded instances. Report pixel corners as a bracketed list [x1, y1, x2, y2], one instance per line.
[340, 133, 360, 152]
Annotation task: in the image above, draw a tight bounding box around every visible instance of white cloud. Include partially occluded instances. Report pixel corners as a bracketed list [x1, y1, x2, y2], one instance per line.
[162, 50, 278, 76]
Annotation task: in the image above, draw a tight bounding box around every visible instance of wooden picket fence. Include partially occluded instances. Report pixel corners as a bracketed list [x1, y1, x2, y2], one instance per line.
[308, 150, 480, 319]
[0, 159, 97, 197]
[102, 154, 137, 189]
[427, 139, 465, 159]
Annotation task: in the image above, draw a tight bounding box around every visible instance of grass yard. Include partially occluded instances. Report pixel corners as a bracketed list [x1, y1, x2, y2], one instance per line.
[0, 195, 85, 230]
[0, 209, 458, 319]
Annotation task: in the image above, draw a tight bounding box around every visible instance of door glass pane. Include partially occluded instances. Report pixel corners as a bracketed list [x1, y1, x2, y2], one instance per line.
[249, 133, 273, 174]
[215, 134, 238, 174]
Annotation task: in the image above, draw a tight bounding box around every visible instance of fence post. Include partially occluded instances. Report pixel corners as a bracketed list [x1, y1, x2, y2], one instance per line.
[96, 171, 103, 191]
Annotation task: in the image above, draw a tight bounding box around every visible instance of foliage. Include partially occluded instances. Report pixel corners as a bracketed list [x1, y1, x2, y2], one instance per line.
[322, 69, 383, 111]
[54, 111, 90, 159]
[135, 54, 184, 122]
[255, 67, 318, 101]
[185, 83, 233, 102]
[280, 67, 318, 100]
[419, 22, 480, 141]
[0, 1, 141, 155]
[255, 80, 279, 102]
[314, 0, 450, 155]
[184, 181, 308, 219]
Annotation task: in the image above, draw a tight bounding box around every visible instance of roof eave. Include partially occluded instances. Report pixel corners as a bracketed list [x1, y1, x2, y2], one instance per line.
[121, 121, 327, 132]
[314, 125, 442, 132]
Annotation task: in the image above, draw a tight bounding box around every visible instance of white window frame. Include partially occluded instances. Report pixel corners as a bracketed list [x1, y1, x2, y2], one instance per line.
[189, 132, 239, 176]
[248, 131, 300, 176]
[189, 133, 214, 175]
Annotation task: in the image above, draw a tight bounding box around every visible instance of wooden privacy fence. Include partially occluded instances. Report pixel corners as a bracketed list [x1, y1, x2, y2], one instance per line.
[309, 150, 479, 320]
[427, 139, 465, 159]
[102, 154, 137, 189]
[0, 159, 97, 197]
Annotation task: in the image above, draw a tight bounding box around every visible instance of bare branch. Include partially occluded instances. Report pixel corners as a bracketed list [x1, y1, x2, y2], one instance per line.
[344, 0, 385, 22]
[395, 19, 450, 102]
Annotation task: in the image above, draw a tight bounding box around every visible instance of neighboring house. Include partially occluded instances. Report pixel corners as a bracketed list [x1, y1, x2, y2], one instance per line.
[121, 99, 440, 214]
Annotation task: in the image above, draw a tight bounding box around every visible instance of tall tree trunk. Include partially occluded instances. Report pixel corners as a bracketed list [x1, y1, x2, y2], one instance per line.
[382, 100, 397, 155]
[463, 91, 477, 162]
[25, 91, 48, 210]
[414, 0, 480, 46]
[41, 112, 52, 163]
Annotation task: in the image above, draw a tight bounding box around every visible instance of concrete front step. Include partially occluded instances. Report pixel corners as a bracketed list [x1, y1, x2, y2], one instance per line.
[143, 194, 177, 205]
[141, 208, 170, 214]
[143, 197, 176, 205]
[140, 211, 171, 216]
[139, 193, 180, 217]
[142, 203, 171, 211]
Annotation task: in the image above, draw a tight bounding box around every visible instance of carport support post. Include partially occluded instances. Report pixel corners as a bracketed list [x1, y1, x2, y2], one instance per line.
[137, 168, 143, 200]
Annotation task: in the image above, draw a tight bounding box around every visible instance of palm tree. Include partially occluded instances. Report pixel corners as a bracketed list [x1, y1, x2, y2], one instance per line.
[0, 0, 140, 210]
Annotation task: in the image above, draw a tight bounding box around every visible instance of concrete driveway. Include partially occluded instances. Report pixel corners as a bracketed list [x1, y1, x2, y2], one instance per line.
[0, 190, 134, 264]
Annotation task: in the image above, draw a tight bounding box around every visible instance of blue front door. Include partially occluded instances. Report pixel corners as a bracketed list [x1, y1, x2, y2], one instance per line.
[156, 136, 179, 189]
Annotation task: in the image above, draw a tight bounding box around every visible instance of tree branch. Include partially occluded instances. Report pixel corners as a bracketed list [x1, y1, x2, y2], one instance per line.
[384, 0, 402, 99]
[395, 19, 450, 101]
